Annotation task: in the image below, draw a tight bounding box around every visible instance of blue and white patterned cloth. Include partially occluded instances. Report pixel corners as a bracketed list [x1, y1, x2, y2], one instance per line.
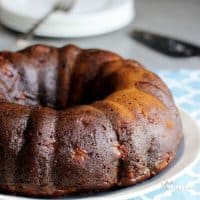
[134, 69, 200, 200]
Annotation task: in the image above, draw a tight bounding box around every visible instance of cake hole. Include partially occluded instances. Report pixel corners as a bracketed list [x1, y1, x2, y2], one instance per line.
[0, 49, 121, 110]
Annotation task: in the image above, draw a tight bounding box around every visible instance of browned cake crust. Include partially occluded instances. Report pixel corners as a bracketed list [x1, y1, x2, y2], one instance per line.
[0, 44, 183, 197]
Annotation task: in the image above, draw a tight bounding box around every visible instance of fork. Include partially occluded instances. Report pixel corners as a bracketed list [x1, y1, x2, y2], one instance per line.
[17, 0, 76, 48]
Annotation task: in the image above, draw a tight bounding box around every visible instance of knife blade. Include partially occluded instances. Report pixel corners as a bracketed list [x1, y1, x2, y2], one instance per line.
[131, 30, 200, 57]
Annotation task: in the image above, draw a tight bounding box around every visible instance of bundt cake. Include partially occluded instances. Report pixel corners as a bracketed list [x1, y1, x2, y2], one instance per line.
[0, 44, 182, 197]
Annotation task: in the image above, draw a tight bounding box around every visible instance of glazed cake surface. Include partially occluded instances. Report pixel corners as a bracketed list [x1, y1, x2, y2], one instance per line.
[0, 44, 182, 197]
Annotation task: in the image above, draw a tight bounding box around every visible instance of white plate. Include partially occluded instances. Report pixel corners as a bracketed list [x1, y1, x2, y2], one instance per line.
[0, 108, 199, 200]
[0, 0, 134, 38]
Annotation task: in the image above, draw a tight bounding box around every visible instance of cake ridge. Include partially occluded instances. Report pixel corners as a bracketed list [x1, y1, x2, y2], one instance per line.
[89, 102, 122, 185]
[56, 45, 81, 109]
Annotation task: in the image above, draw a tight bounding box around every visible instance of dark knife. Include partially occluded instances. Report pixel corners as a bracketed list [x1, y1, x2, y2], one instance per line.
[131, 30, 200, 57]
